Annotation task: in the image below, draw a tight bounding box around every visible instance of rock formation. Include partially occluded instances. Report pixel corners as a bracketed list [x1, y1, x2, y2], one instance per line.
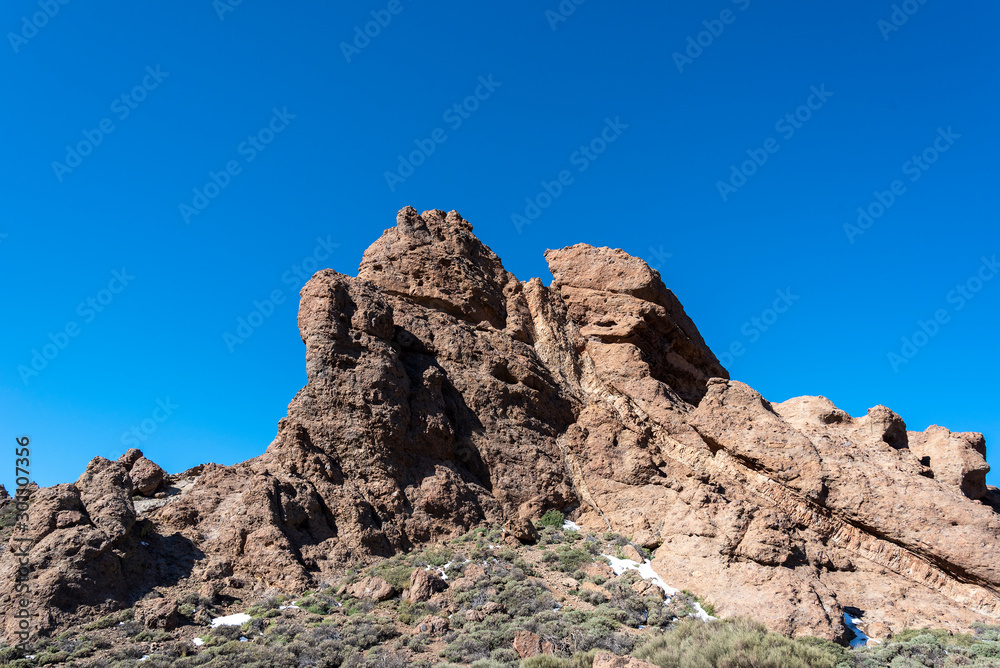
[3, 206, 998, 644]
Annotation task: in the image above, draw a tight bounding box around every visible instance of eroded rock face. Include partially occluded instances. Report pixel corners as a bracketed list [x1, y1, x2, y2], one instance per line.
[3, 206, 997, 643]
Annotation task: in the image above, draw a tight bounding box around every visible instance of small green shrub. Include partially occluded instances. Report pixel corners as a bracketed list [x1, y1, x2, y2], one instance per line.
[635, 617, 842, 668]
[539, 510, 566, 528]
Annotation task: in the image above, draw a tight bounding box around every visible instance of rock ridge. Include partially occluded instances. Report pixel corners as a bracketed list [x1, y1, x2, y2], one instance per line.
[2, 206, 997, 644]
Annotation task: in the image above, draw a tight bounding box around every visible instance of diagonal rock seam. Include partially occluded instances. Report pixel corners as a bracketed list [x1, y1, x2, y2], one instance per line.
[2, 206, 997, 643]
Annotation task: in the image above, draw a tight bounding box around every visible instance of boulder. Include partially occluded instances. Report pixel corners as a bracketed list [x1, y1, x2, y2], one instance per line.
[134, 597, 179, 630]
[513, 629, 555, 658]
[408, 568, 446, 603]
[345, 577, 395, 602]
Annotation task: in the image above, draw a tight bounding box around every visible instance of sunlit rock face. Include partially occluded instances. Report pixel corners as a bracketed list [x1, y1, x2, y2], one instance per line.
[3, 206, 997, 643]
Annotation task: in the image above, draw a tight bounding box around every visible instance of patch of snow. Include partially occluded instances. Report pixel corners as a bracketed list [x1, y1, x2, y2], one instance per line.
[239, 636, 248, 642]
[690, 601, 716, 622]
[211, 612, 252, 628]
[279, 601, 300, 610]
[844, 613, 873, 648]
[562, 519, 582, 531]
[603, 554, 680, 598]
[426, 562, 453, 581]
[192, 638, 204, 646]
[139, 656, 150, 662]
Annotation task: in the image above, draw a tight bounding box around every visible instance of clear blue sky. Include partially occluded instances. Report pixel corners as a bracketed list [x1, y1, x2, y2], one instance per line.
[2, 1, 998, 492]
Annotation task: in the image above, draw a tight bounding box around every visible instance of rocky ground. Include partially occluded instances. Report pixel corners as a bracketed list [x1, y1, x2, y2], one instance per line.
[3, 516, 997, 668]
[2, 206, 999, 660]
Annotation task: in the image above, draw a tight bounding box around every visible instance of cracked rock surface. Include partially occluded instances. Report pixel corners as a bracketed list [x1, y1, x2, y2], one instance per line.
[3, 206, 998, 642]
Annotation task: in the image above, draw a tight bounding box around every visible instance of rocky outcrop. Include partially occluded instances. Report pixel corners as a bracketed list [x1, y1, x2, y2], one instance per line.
[345, 576, 395, 602]
[513, 629, 556, 658]
[408, 568, 446, 603]
[2, 206, 997, 644]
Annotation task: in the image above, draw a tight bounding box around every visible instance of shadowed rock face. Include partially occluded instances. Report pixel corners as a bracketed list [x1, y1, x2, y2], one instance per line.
[3, 206, 997, 642]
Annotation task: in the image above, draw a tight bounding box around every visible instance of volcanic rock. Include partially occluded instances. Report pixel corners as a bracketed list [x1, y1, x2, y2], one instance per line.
[513, 629, 555, 658]
[130, 457, 166, 496]
[345, 576, 395, 602]
[408, 568, 446, 602]
[593, 651, 659, 668]
[2, 206, 998, 644]
[134, 597, 180, 630]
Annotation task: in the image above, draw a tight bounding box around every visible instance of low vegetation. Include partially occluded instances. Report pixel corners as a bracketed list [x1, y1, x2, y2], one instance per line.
[2, 519, 998, 668]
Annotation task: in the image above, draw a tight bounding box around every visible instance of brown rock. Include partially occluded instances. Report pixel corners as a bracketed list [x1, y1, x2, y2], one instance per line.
[198, 581, 219, 601]
[632, 580, 664, 601]
[4, 206, 1000, 644]
[481, 601, 502, 615]
[130, 457, 165, 496]
[908, 425, 990, 499]
[622, 544, 645, 563]
[513, 629, 555, 658]
[505, 516, 539, 544]
[345, 576, 396, 602]
[117, 448, 144, 469]
[411, 614, 448, 635]
[134, 597, 179, 630]
[592, 651, 659, 668]
[408, 568, 446, 602]
[582, 562, 614, 579]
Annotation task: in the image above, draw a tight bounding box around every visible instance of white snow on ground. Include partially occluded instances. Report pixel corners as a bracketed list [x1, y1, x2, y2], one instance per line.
[844, 613, 877, 648]
[192, 638, 204, 646]
[603, 555, 680, 598]
[139, 656, 150, 662]
[211, 612, 252, 627]
[279, 601, 299, 610]
[690, 602, 714, 622]
[562, 519, 582, 531]
[426, 559, 465, 581]
[602, 554, 717, 621]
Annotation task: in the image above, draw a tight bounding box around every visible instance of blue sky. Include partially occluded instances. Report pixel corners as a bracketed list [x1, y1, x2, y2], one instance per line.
[1, 0, 998, 492]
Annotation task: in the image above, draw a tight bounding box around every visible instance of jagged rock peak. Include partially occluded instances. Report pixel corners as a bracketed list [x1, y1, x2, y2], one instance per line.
[2, 206, 998, 646]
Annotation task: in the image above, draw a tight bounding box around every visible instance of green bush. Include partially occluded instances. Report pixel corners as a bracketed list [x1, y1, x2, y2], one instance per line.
[522, 648, 598, 667]
[539, 510, 566, 528]
[553, 545, 593, 572]
[634, 617, 842, 668]
[891, 628, 977, 648]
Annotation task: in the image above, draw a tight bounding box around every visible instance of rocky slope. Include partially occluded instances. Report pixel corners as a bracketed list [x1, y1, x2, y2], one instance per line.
[3, 206, 998, 646]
